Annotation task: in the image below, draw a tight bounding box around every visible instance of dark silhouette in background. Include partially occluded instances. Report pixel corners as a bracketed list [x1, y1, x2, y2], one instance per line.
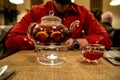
[91, 9, 102, 22]
[100, 11, 114, 39]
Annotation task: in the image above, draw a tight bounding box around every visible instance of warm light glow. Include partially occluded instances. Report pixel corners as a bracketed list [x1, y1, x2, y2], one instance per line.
[110, 0, 120, 6]
[71, 0, 75, 3]
[9, 0, 24, 4]
[47, 54, 58, 60]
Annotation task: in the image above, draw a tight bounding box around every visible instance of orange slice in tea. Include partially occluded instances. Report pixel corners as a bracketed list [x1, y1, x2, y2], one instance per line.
[50, 31, 64, 42]
[35, 31, 48, 42]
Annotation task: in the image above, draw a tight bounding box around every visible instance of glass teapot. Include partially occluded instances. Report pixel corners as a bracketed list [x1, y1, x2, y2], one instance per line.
[27, 14, 70, 45]
[27, 13, 71, 65]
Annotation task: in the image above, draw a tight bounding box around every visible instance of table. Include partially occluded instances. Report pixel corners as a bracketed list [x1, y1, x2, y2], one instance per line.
[0, 50, 120, 80]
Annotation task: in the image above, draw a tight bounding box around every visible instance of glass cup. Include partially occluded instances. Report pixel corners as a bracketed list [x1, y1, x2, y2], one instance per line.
[81, 44, 105, 64]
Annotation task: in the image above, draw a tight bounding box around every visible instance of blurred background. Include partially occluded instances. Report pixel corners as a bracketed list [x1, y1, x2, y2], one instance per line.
[0, 0, 120, 29]
[0, 0, 120, 55]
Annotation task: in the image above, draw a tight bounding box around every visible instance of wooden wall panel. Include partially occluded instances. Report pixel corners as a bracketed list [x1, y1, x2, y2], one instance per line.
[90, 0, 103, 11]
[31, 0, 43, 6]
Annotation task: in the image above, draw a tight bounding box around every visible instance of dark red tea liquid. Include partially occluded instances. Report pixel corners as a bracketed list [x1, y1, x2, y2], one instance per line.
[82, 50, 104, 60]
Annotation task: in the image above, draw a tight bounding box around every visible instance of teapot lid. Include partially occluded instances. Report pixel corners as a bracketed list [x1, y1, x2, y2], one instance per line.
[41, 15, 62, 22]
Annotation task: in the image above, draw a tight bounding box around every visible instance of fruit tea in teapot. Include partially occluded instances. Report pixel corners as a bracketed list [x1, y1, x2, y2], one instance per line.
[27, 15, 70, 45]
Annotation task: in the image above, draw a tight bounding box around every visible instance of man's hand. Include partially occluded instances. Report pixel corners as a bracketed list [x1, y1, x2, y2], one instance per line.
[66, 38, 73, 48]
[77, 38, 89, 47]
[66, 38, 89, 49]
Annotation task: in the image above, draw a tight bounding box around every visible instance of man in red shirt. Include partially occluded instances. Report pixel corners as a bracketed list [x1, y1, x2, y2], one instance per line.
[5, 0, 112, 51]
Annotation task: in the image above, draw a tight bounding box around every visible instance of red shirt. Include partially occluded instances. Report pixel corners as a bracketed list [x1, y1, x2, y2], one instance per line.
[5, 1, 112, 51]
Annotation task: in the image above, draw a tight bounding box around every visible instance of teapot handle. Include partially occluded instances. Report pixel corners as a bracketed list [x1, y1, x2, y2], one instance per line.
[27, 22, 38, 43]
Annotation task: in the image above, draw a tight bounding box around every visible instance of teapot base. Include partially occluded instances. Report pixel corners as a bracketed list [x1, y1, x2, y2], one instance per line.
[37, 57, 65, 66]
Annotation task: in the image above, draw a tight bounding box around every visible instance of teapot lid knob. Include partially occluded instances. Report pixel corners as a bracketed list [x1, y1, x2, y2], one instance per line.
[49, 10, 54, 16]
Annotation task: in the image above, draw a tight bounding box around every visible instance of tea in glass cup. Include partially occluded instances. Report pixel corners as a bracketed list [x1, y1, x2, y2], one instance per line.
[81, 44, 105, 64]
